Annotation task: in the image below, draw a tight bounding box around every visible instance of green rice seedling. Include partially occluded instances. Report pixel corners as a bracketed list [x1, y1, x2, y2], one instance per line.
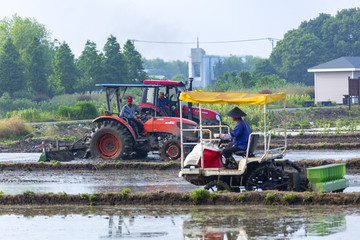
[121, 188, 131, 197]
[191, 189, 210, 204]
[281, 193, 298, 205]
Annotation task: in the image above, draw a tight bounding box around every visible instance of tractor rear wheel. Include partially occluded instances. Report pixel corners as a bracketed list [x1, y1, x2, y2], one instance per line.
[245, 164, 290, 191]
[90, 121, 133, 159]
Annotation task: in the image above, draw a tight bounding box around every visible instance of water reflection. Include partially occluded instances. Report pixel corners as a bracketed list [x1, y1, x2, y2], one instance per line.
[0, 205, 357, 240]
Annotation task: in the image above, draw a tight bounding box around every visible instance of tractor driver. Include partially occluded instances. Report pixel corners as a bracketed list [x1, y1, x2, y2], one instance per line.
[219, 107, 252, 167]
[158, 91, 169, 116]
[120, 96, 144, 137]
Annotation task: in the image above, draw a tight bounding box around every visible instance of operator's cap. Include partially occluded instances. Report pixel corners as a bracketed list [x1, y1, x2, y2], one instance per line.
[159, 92, 165, 96]
[226, 107, 247, 117]
[127, 96, 133, 102]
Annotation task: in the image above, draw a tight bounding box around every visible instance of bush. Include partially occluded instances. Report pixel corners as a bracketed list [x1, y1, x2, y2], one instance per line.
[73, 101, 98, 119]
[306, 88, 315, 99]
[0, 116, 32, 139]
[57, 106, 74, 119]
[77, 94, 92, 102]
[32, 94, 50, 103]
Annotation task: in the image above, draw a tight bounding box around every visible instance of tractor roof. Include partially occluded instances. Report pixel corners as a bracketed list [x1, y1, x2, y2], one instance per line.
[179, 90, 285, 105]
[96, 83, 160, 88]
[143, 79, 185, 86]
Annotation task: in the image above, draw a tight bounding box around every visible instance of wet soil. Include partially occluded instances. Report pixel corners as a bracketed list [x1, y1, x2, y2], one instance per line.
[0, 191, 359, 206]
[0, 159, 359, 171]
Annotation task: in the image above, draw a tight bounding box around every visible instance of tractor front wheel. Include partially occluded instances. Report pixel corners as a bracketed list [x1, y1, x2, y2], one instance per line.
[90, 121, 133, 159]
[160, 137, 181, 161]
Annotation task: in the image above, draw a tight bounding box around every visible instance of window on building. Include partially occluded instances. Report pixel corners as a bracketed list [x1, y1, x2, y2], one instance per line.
[193, 63, 200, 77]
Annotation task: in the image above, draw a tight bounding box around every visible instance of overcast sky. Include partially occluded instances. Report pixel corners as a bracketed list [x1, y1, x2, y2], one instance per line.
[0, 0, 359, 61]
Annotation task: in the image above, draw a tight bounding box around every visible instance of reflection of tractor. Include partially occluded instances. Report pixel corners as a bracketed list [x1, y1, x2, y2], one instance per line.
[178, 90, 349, 192]
[88, 84, 198, 161]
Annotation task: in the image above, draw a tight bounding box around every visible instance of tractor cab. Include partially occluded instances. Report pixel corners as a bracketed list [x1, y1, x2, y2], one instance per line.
[141, 79, 223, 126]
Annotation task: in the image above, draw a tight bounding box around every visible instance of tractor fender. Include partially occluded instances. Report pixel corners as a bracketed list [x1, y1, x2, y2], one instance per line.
[93, 116, 137, 140]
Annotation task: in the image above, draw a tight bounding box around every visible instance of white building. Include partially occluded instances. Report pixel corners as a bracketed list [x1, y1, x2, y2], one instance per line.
[308, 57, 360, 104]
[188, 48, 222, 88]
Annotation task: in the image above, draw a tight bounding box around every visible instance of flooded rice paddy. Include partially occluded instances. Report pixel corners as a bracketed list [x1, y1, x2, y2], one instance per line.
[1, 205, 360, 239]
[1, 151, 360, 239]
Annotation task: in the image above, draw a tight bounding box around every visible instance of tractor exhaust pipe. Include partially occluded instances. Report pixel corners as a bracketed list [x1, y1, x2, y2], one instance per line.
[188, 78, 193, 120]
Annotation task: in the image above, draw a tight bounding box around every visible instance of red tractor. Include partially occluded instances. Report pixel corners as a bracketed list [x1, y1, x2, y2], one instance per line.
[89, 83, 198, 161]
[139, 79, 225, 126]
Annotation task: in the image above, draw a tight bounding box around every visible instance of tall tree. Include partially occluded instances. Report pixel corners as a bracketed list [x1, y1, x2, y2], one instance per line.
[103, 35, 128, 83]
[123, 39, 147, 83]
[143, 58, 188, 79]
[23, 37, 48, 95]
[49, 42, 77, 95]
[0, 38, 25, 96]
[76, 40, 104, 92]
[0, 15, 55, 78]
[214, 55, 261, 79]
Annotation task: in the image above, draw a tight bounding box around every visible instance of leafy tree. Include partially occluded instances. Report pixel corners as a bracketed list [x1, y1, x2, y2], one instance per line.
[171, 74, 187, 82]
[76, 40, 104, 93]
[49, 42, 77, 95]
[214, 55, 261, 79]
[252, 59, 278, 78]
[255, 74, 286, 89]
[212, 71, 242, 91]
[143, 58, 188, 79]
[0, 38, 25, 96]
[123, 39, 147, 83]
[23, 37, 48, 95]
[0, 15, 55, 79]
[270, 29, 326, 85]
[103, 35, 128, 83]
[269, 8, 360, 85]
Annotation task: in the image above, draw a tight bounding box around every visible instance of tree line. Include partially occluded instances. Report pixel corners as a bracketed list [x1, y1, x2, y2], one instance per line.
[0, 15, 147, 98]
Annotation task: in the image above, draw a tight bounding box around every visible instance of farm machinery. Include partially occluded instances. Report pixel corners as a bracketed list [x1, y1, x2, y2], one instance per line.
[178, 90, 349, 192]
[87, 83, 199, 161]
[87, 79, 227, 161]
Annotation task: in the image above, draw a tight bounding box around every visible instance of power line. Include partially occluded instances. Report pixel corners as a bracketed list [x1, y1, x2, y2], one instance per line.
[131, 37, 280, 45]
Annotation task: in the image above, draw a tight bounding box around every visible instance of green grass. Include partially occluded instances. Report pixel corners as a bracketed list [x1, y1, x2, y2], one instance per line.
[191, 189, 210, 204]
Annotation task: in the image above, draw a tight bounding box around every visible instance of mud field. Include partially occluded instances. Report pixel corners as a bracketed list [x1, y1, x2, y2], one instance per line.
[1, 191, 360, 206]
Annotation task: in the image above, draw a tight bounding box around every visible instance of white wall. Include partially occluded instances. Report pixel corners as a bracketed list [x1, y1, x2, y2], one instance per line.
[315, 71, 351, 104]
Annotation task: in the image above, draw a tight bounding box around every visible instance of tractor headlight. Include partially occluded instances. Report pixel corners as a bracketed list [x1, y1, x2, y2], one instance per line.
[215, 114, 221, 122]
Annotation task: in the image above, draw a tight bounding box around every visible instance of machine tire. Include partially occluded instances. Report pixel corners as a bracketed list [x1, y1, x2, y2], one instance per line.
[245, 163, 290, 191]
[160, 136, 182, 161]
[90, 120, 133, 159]
[204, 180, 231, 192]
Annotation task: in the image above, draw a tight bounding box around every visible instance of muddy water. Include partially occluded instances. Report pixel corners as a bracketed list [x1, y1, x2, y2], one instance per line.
[0, 169, 199, 194]
[0, 205, 359, 239]
[1, 168, 359, 194]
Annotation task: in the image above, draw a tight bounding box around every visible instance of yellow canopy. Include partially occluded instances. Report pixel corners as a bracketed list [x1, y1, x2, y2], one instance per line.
[179, 90, 285, 105]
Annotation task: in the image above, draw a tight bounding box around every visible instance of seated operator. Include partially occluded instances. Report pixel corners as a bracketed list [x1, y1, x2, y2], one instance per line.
[219, 107, 252, 168]
[158, 91, 169, 116]
[120, 96, 144, 137]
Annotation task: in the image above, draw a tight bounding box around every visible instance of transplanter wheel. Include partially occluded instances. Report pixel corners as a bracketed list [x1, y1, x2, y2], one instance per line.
[245, 164, 290, 191]
[204, 180, 231, 192]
